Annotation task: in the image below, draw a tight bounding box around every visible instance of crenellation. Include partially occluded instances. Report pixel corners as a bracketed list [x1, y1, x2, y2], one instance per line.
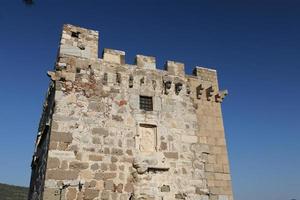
[165, 61, 185, 77]
[193, 66, 218, 84]
[206, 86, 215, 101]
[135, 55, 156, 69]
[102, 48, 125, 65]
[28, 24, 233, 200]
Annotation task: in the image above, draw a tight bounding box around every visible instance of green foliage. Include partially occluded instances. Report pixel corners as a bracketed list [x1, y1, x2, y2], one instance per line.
[0, 183, 28, 200]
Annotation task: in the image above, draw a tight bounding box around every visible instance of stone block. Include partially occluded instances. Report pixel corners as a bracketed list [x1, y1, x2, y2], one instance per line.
[66, 188, 77, 200]
[191, 143, 210, 154]
[214, 173, 231, 181]
[88, 101, 105, 112]
[46, 169, 79, 180]
[124, 182, 134, 193]
[43, 188, 60, 200]
[181, 135, 198, 143]
[195, 187, 209, 195]
[69, 161, 89, 170]
[163, 152, 179, 159]
[101, 163, 108, 171]
[205, 163, 214, 172]
[91, 163, 99, 171]
[49, 141, 58, 150]
[89, 154, 103, 161]
[92, 137, 101, 144]
[109, 163, 117, 171]
[51, 131, 73, 143]
[111, 148, 123, 156]
[84, 189, 100, 200]
[111, 156, 118, 163]
[160, 142, 167, 150]
[60, 44, 93, 59]
[92, 127, 109, 136]
[101, 191, 110, 200]
[47, 157, 60, 169]
[112, 115, 123, 121]
[104, 180, 114, 191]
[111, 192, 118, 200]
[95, 172, 117, 180]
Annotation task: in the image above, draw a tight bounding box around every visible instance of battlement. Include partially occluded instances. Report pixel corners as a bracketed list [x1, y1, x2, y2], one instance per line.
[54, 24, 229, 104]
[58, 24, 219, 83]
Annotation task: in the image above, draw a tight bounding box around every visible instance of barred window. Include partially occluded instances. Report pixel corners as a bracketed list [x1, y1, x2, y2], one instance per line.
[140, 96, 153, 111]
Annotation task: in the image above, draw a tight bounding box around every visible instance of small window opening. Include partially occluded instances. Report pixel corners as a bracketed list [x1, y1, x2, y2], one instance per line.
[88, 65, 94, 76]
[164, 81, 172, 94]
[152, 80, 157, 90]
[140, 96, 153, 111]
[129, 75, 134, 88]
[140, 77, 145, 85]
[116, 73, 121, 84]
[71, 31, 80, 38]
[102, 73, 108, 85]
[186, 85, 191, 95]
[175, 83, 183, 95]
[76, 68, 81, 73]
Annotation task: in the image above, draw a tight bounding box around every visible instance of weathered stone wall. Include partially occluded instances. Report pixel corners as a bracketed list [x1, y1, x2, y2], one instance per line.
[28, 83, 55, 200]
[28, 24, 233, 200]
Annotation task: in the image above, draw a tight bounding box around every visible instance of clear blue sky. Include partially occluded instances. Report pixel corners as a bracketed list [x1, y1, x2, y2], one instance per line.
[0, 1, 299, 199]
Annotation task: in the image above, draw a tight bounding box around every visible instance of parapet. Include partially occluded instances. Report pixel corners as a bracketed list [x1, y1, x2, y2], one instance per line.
[164, 61, 185, 77]
[58, 24, 217, 79]
[193, 66, 218, 84]
[135, 55, 156, 69]
[56, 24, 227, 102]
[103, 48, 125, 64]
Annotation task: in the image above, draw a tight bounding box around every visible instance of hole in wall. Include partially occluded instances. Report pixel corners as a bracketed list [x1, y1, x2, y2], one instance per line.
[71, 31, 80, 38]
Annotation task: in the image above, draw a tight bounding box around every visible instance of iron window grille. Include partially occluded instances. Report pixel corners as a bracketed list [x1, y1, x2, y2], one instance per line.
[140, 96, 153, 111]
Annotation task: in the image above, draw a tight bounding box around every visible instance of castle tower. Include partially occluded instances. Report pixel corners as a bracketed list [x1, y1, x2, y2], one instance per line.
[28, 24, 233, 200]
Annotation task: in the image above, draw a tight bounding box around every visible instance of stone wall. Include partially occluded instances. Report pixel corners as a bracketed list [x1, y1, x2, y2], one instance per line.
[28, 83, 55, 200]
[28, 24, 233, 200]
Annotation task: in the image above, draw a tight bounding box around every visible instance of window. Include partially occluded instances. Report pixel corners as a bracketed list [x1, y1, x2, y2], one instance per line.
[140, 96, 153, 111]
[129, 75, 133, 88]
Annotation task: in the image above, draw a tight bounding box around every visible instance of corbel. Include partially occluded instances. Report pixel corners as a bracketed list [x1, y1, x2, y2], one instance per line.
[215, 90, 228, 103]
[196, 84, 204, 99]
[206, 85, 215, 101]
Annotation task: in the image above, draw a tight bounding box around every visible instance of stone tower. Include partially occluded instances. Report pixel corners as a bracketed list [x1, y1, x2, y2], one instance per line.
[28, 24, 233, 200]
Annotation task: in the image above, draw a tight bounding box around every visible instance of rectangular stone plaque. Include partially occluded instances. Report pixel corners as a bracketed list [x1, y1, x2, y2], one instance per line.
[138, 124, 157, 152]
